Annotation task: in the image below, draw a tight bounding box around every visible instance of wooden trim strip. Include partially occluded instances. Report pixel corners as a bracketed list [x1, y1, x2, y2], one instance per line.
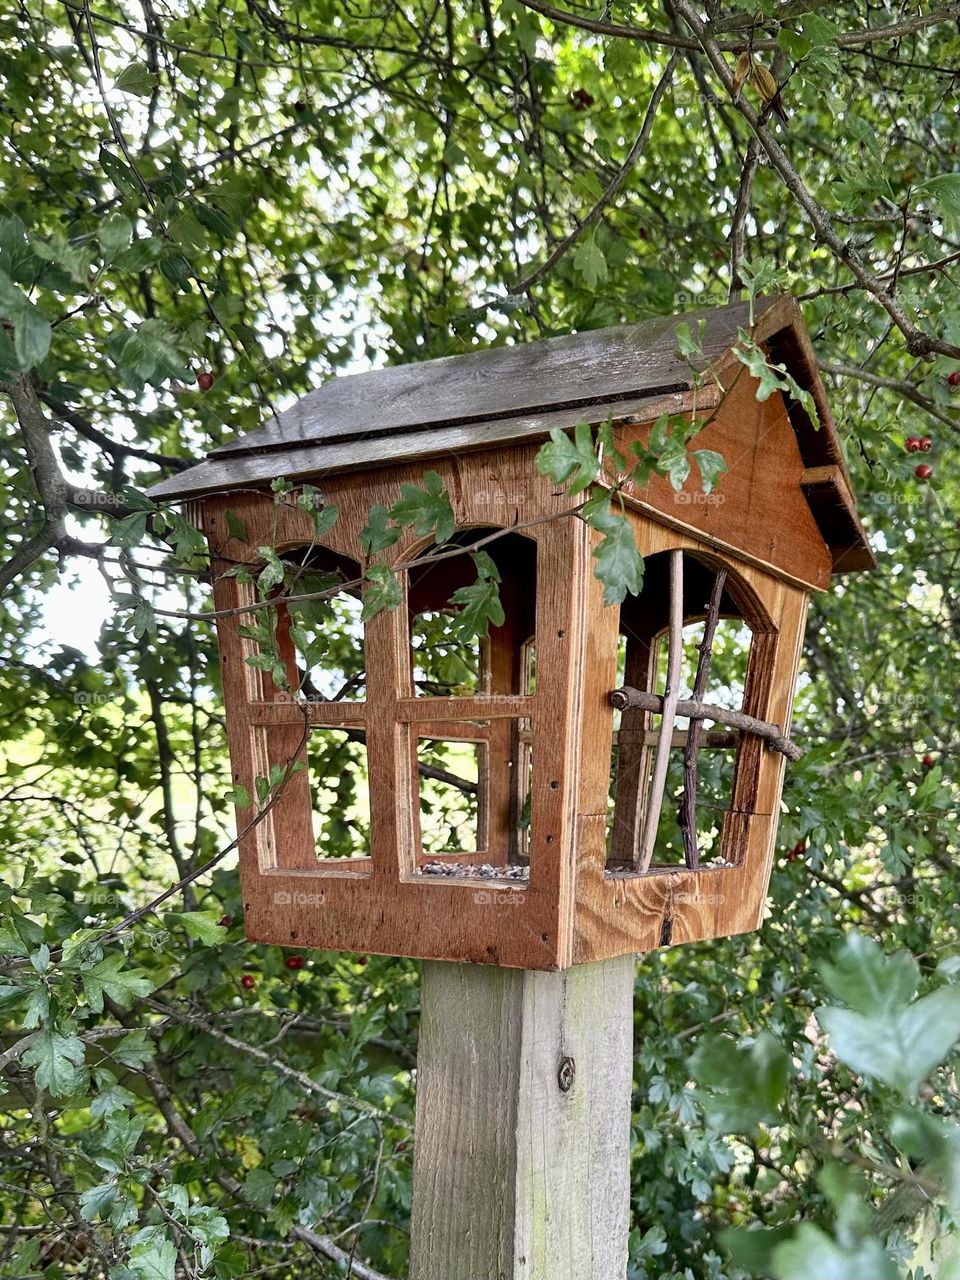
[246, 701, 366, 728]
[395, 695, 535, 723]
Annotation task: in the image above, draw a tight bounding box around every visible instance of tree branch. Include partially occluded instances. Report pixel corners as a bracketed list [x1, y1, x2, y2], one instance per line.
[669, 0, 960, 361]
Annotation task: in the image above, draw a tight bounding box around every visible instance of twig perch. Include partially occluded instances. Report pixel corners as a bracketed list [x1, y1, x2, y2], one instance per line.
[636, 549, 683, 872]
[609, 687, 803, 762]
[680, 568, 727, 869]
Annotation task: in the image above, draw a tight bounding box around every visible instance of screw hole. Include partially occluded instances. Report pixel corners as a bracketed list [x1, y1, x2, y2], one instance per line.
[557, 629, 565, 638]
[545, 835, 554, 844]
[549, 780, 559, 790]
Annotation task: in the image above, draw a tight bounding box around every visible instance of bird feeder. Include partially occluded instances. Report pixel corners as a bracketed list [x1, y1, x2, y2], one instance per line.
[150, 294, 873, 971]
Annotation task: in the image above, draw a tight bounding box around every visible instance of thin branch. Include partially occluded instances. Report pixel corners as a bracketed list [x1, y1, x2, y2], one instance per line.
[669, 0, 960, 360]
[610, 686, 803, 761]
[729, 138, 760, 301]
[514, 52, 680, 293]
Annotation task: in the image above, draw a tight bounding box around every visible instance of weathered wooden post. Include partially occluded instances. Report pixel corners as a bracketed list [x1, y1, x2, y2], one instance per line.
[149, 294, 873, 1278]
[409, 958, 635, 1280]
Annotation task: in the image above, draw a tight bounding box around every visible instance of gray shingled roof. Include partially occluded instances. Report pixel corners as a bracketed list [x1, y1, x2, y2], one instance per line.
[149, 296, 794, 500]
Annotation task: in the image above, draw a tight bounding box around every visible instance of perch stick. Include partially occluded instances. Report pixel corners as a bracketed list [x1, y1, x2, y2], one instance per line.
[636, 549, 684, 872]
[681, 568, 728, 870]
[609, 688, 803, 762]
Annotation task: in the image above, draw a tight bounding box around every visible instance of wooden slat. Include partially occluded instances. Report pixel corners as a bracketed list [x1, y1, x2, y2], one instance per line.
[208, 300, 764, 457]
[247, 701, 366, 728]
[396, 695, 535, 723]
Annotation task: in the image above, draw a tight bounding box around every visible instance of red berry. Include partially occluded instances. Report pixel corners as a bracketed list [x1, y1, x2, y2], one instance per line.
[568, 87, 595, 110]
[240, 974, 256, 990]
[218, 915, 233, 927]
[947, 371, 960, 387]
[915, 463, 933, 480]
[919, 437, 932, 452]
[786, 840, 806, 862]
[356, 955, 368, 967]
[285, 954, 305, 970]
[197, 370, 215, 392]
[905, 437, 922, 453]
[923, 754, 935, 769]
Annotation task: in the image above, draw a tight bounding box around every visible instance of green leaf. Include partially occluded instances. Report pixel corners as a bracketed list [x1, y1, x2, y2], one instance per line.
[130, 1236, 176, 1280]
[225, 509, 249, 543]
[573, 230, 607, 286]
[447, 551, 505, 640]
[166, 512, 206, 560]
[921, 173, 960, 223]
[112, 512, 149, 549]
[891, 1110, 960, 1210]
[111, 1030, 152, 1068]
[536, 422, 600, 494]
[82, 954, 154, 1013]
[131, 600, 156, 640]
[165, 911, 229, 945]
[771, 1225, 898, 1280]
[13, 302, 51, 370]
[691, 449, 727, 495]
[674, 320, 704, 360]
[114, 62, 159, 97]
[80, 1181, 117, 1222]
[689, 1031, 789, 1135]
[118, 318, 189, 384]
[362, 563, 402, 620]
[818, 984, 960, 1097]
[256, 547, 285, 595]
[22, 1028, 86, 1097]
[388, 471, 455, 545]
[820, 932, 919, 1015]
[99, 214, 134, 258]
[586, 502, 643, 605]
[360, 504, 401, 556]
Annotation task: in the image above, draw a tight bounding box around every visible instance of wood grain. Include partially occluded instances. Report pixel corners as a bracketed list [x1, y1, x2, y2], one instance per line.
[409, 956, 635, 1280]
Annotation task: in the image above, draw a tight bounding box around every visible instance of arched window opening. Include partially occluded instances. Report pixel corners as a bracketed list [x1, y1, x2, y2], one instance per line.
[279, 545, 365, 702]
[607, 550, 762, 872]
[408, 529, 536, 883]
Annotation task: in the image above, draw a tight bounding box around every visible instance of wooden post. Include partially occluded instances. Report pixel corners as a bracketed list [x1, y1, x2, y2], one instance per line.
[409, 955, 636, 1280]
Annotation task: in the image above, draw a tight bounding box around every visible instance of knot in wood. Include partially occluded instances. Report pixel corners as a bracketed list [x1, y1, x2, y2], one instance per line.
[557, 1055, 576, 1093]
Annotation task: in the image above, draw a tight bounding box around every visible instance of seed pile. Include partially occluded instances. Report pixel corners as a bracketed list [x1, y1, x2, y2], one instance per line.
[418, 861, 529, 881]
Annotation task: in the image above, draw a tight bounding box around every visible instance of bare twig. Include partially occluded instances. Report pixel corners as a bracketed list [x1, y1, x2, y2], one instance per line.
[610, 686, 803, 761]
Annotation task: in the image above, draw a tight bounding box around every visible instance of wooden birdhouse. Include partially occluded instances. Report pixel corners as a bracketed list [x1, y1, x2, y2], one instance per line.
[150, 295, 873, 971]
